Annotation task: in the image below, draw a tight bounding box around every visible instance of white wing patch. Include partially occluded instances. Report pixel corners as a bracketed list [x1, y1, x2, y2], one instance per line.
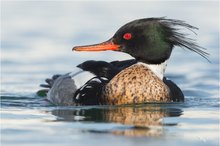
[69, 67, 96, 89]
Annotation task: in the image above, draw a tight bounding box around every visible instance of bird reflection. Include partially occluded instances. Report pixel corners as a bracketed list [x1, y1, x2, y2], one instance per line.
[50, 104, 182, 137]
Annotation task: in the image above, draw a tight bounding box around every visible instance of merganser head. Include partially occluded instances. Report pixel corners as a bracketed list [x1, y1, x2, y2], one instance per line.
[73, 17, 208, 64]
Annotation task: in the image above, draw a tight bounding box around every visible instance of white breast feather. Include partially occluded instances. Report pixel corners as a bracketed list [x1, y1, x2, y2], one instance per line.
[137, 61, 168, 80]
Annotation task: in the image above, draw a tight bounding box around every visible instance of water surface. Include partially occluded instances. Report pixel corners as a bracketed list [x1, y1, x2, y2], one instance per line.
[1, 1, 219, 146]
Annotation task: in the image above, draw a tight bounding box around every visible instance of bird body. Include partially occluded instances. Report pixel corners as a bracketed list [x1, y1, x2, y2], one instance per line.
[38, 17, 208, 106]
[103, 63, 170, 105]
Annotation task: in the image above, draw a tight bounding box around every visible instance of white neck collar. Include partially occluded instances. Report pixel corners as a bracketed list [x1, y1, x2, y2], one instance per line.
[137, 61, 168, 80]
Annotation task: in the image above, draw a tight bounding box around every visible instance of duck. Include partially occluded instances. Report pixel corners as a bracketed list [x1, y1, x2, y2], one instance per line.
[38, 17, 208, 106]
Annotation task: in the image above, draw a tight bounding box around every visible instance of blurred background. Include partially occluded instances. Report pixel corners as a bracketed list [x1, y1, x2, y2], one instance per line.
[1, 1, 219, 93]
[1, 1, 219, 146]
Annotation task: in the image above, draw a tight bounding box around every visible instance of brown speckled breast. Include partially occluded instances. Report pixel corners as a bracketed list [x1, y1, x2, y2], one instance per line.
[102, 64, 171, 105]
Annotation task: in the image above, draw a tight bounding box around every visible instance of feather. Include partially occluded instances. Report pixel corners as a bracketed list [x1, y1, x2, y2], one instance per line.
[157, 17, 210, 62]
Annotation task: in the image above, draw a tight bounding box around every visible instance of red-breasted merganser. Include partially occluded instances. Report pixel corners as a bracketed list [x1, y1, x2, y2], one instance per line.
[39, 18, 208, 106]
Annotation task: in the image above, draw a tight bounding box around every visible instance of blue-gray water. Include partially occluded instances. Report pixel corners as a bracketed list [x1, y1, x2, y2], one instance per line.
[1, 1, 219, 146]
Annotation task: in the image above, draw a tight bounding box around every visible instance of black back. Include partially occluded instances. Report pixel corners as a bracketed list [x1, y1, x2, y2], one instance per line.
[77, 59, 137, 80]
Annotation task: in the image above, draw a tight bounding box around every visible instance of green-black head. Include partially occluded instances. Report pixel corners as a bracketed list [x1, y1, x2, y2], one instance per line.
[73, 17, 209, 64]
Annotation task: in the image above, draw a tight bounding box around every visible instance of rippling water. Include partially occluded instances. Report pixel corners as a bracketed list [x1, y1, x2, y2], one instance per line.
[1, 1, 219, 146]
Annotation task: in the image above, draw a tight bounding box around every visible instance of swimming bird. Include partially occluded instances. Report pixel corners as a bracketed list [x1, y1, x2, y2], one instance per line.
[39, 17, 208, 106]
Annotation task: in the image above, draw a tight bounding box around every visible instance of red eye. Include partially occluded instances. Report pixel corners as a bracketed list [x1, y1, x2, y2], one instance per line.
[123, 33, 132, 40]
